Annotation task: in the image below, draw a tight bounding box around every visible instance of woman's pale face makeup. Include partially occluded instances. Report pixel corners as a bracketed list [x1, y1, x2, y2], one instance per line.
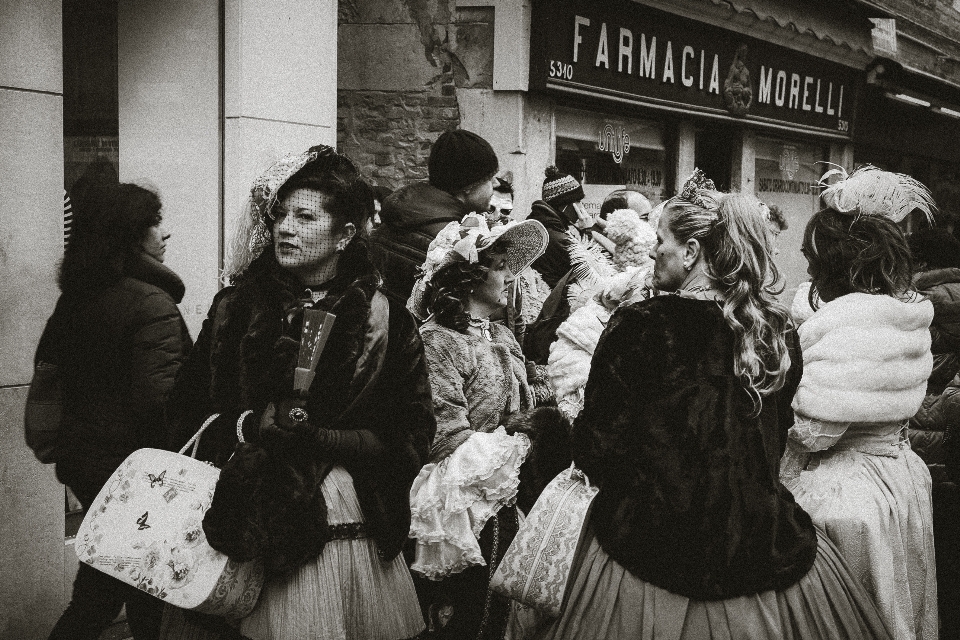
[141, 220, 170, 262]
[272, 187, 354, 284]
[650, 209, 693, 292]
[468, 251, 514, 318]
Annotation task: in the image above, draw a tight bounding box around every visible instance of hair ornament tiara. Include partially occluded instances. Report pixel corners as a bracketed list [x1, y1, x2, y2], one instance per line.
[678, 168, 717, 208]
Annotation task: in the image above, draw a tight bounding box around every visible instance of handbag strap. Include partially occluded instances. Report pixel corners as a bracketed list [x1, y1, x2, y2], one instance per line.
[178, 413, 221, 458]
[568, 461, 591, 488]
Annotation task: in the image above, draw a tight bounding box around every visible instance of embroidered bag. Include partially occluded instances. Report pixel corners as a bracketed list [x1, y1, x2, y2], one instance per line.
[75, 415, 264, 618]
[489, 463, 598, 617]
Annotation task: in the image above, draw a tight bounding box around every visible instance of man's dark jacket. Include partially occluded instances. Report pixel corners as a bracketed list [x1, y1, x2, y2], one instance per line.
[368, 182, 471, 305]
[527, 200, 574, 289]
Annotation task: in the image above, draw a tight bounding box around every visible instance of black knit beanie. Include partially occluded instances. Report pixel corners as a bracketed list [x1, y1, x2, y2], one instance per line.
[542, 166, 585, 209]
[428, 130, 499, 194]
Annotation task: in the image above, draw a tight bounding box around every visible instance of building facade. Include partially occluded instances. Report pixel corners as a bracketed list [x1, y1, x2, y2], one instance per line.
[339, 0, 960, 303]
[1, 0, 959, 636]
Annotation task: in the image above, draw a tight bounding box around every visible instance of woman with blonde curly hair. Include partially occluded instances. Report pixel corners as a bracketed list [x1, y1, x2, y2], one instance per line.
[536, 172, 891, 639]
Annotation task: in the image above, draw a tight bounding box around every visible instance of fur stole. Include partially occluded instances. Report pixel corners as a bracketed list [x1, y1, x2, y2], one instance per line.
[793, 292, 934, 423]
[202, 243, 386, 577]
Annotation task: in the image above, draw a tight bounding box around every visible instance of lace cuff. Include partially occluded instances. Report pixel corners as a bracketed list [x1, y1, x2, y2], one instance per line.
[788, 415, 851, 453]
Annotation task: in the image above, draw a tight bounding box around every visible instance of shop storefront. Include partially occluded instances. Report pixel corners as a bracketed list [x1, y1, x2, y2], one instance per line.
[528, 0, 864, 301]
[854, 61, 960, 231]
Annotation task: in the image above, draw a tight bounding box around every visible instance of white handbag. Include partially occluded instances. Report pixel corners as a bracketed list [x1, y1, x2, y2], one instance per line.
[74, 414, 264, 618]
[489, 463, 599, 617]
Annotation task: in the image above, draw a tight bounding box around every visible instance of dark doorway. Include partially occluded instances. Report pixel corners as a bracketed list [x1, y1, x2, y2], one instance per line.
[695, 124, 736, 191]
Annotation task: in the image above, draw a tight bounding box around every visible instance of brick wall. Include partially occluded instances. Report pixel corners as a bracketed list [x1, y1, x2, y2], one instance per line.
[337, 0, 494, 191]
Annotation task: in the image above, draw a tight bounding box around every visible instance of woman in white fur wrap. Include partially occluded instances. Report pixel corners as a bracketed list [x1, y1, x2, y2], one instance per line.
[780, 166, 939, 640]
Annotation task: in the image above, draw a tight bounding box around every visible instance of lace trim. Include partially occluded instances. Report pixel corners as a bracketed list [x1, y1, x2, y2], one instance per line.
[409, 430, 530, 580]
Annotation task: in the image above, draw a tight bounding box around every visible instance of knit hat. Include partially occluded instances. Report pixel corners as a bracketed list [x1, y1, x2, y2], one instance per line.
[428, 130, 499, 194]
[542, 166, 585, 209]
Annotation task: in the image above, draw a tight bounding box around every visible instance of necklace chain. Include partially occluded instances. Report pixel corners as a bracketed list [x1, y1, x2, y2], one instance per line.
[467, 316, 492, 341]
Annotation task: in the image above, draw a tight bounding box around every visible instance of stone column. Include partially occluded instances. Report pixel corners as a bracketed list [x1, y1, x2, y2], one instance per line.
[223, 0, 338, 263]
[731, 128, 756, 194]
[0, 1, 68, 637]
[118, 0, 221, 336]
[675, 120, 697, 193]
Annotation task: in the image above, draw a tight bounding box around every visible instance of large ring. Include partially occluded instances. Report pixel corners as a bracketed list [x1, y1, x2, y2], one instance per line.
[288, 407, 309, 423]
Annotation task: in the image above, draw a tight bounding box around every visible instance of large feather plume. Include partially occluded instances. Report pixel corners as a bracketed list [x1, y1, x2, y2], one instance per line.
[819, 164, 936, 224]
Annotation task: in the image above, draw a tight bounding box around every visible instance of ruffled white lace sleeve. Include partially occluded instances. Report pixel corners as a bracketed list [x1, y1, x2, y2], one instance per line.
[788, 415, 852, 452]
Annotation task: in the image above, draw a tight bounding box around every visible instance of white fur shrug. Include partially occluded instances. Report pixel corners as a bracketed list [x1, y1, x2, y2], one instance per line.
[792, 292, 933, 424]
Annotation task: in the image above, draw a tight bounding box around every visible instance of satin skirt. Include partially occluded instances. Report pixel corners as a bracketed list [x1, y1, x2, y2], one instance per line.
[160, 466, 424, 640]
[532, 527, 893, 640]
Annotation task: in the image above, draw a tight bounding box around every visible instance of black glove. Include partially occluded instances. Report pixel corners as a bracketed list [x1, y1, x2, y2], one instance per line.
[259, 397, 313, 449]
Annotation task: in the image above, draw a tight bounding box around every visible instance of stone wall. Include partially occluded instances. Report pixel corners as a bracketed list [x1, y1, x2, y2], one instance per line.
[337, 0, 494, 190]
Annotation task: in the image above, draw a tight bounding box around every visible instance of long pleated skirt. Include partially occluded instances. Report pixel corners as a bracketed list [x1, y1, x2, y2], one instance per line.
[160, 466, 424, 640]
[532, 527, 893, 640]
[782, 446, 938, 640]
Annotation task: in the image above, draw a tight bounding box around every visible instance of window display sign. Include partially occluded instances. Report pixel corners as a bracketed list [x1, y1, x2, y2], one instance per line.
[531, 0, 861, 140]
[556, 109, 668, 207]
[755, 136, 826, 303]
[598, 124, 630, 163]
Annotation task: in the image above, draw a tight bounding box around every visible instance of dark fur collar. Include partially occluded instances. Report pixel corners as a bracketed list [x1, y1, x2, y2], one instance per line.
[208, 239, 382, 417]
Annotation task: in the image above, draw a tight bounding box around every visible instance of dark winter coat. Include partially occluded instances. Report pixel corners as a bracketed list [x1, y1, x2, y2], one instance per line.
[171, 239, 435, 572]
[906, 269, 960, 461]
[53, 254, 191, 506]
[573, 295, 817, 600]
[915, 268, 960, 395]
[368, 182, 471, 305]
[527, 200, 575, 289]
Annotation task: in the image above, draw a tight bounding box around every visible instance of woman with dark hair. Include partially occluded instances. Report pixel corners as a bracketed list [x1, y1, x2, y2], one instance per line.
[160, 146, 434, 640]
[536, 172, 892, 639]
[780, 167, 938, 640]
[47, 183, 191, 640]
[406, 214, 557, 639]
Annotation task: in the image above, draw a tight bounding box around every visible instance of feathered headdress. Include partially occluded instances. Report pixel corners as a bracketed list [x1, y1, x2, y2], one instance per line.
[818, 164, 936, 224]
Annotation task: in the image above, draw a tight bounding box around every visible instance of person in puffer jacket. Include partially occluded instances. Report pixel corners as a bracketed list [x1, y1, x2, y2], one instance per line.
[368, 130, 499, 307]
[48, 182, 192, 640]
[908, 227, 960, 462]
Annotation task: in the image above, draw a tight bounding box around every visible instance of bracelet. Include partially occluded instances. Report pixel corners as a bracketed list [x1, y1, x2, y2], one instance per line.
[237, 410, 253, 443]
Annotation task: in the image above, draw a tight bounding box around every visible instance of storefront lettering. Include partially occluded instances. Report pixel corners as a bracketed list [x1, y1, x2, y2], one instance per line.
[758, 67, 844, 117]
[576, 16, 721, 94]
[757, 177, 815, 194]
[534, 0, 860, 138]
[597, 124, 630, 163]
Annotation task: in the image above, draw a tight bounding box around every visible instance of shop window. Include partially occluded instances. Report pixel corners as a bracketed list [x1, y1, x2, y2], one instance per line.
[555, 108, 667, 216]
[755, 136, 828, 303]
[63, 0, 120, 242]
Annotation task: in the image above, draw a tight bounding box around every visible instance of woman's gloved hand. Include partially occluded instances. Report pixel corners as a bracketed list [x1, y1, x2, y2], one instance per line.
[259, 397, 314, 448]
